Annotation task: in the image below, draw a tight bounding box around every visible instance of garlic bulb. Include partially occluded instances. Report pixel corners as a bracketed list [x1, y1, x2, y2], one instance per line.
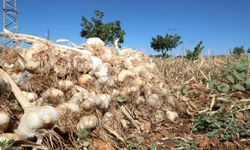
[82, 93, 101, 110]
[99, 94, 111, 109]
[24, 61, 40, 71]
[124, 58, 133, 69]
[111, 89, 119, 97]
[101, 47, 113, 61]
[81, 100, 95, 110]
[57, 102, 80, 113]
[79, 74, 93, 85]
[58, 80, 74, 90]
[0, 111, 10, 132]
[22, 91, 38, 102]
[136, 96, 145, 105]
[15, 106, 59, 139]
[54, 65, 68, 77]
[24, 43, 48, 62]
[134, 77, 143, 87]
[166, 110, 178, 122]
[118, 70, 134, 82]
[94, 64, 109, 78]
[86, 38, 105, 47]
[77, 115, 99, 130]
[70, 92, 84, 103]
[97, 76, 109, 84]
[102, 112, 114, 126]
[23, 43, 49, 71]
[91, 56, 102, 70]
[72, 86, 90, 99]
[42, 88, 64, 98]
[56, 92, 84, 113]
[126, 86, 140, 93]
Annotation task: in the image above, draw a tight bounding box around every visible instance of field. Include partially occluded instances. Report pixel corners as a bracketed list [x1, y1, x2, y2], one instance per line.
[0, 32, 250, 150]
[153, 56, 250, 149]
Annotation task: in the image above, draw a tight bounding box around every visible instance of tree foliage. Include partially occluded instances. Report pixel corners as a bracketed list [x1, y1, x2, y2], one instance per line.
[247, 48, 250, 53]
[186, 41, 204, 60]
[150, 34, 182, 57]
[80, 10, 125, 46]
[233, 46, 245, 56]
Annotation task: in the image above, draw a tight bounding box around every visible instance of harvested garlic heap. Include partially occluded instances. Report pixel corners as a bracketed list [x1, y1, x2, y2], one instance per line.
[0, 32, 178, 149]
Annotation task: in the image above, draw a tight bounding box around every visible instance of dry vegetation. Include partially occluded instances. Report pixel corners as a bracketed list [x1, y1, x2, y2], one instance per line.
[0, 32, 249, 150]
[154, 56, 250, 149]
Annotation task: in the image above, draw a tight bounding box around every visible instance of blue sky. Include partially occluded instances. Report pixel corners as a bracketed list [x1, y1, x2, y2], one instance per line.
[0, 0, 249, 55]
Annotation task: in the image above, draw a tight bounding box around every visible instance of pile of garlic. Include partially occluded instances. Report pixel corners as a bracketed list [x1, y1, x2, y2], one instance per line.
[0, 32, 178, 148]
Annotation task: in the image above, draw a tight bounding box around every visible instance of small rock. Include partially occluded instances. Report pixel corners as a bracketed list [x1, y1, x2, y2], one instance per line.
[140, 121, 151, 133]
[155, 110, 165, 123]
[120, 119, 129, 129]
[147, 94, 160, 107]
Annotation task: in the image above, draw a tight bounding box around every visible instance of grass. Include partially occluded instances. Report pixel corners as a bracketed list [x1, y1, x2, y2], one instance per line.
[155, 55, 250, 84]
[77, 128, 89, 141]
[174, 138, 198, 150]
[192, 113, 250, 141]
[126, 139, 160, 150]
[0, 140, 20, 150]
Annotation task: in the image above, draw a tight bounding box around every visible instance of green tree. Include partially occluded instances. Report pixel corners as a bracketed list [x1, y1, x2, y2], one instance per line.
[247, 48, 250, 53]
[233, 46, 245, 56]
[186, 41, 204, 60]
[80, 10, 125, 47]
[150, 34, 182, 57]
